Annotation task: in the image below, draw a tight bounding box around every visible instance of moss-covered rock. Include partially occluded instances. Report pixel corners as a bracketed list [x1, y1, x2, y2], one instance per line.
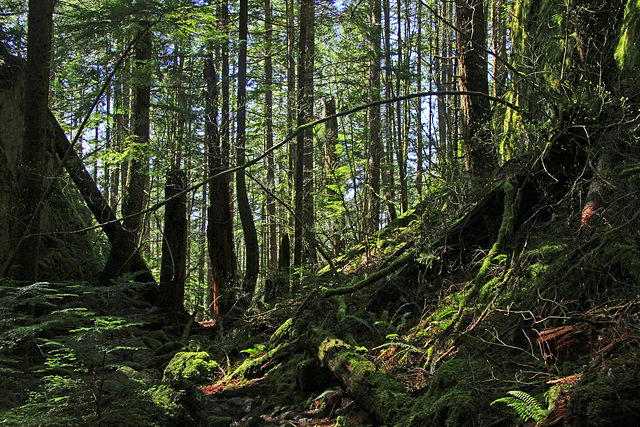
[565, 357, 640, 426]
[163, 351, 220, 386]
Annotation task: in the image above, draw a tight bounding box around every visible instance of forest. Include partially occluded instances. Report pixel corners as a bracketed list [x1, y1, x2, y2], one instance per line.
[1, 0, 639, 425]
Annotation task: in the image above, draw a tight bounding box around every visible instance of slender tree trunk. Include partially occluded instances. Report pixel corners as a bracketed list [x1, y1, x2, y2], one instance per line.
[323, 98, 345, 257]
[15, 0, 55, 281]
[435, 2, 449, 178]
[281, 0, 295, 294]
[294, 0, 315, 269]
[104, 84, 111, 201]
[395, 0, 408, 214]
[416, 0, 424, 201]
[492, 0, 507, 99]
[366, 0, 382, 234]
[265, 0, 277, 278]
[236, 0, 259, 302]
[456, 0, 495, 180]
[110, 69, 123, 213]
[103, 25, 152, 280]
[205, 0, 236, 318]
[382, 0, 397, 222]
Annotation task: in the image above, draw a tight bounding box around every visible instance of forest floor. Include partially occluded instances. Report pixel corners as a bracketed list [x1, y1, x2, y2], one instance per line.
[2, 132, 640, 426]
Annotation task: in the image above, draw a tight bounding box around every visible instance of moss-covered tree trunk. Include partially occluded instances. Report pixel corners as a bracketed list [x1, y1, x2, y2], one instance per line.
[307, 327, 408, 424]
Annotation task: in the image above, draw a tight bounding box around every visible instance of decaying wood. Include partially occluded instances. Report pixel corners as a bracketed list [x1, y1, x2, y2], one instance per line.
[50, 110, 155, 284]
[536, 325, 592, 362]
[307, 326, 407, 424]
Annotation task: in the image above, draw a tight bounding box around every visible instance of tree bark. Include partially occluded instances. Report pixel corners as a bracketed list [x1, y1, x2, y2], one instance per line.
[160, 169, 188, 321]
[294, 0, 316, 270]
[286, 0, 296, 253]
[416, 0, 424, 201]
[323, 98, 345, 258]
[492, 0, 507, 99]
[205, 2, 236, 318]
[15, 0, 55, 282]
[456, 0, 496, 180]
[265, 0, 277, 278]
[366, 0, 382, 234]
[382, 0, 398, 222]
[236, 0, 260, 302]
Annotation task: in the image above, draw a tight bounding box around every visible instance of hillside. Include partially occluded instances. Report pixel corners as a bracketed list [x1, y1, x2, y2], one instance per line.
[1, 112, 639, 426]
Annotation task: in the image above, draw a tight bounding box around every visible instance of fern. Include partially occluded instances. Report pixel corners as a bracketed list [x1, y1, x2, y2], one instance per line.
[371, 341, 422, 353]
[492, 390, 547, 424]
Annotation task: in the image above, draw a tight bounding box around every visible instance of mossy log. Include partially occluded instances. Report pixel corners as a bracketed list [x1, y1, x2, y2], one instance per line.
[307, 326, 408, 424]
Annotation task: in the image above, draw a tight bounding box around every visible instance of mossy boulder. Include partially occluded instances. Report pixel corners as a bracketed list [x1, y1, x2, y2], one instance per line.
[565, 357, 640, 426]
[163, 351, 220, 386]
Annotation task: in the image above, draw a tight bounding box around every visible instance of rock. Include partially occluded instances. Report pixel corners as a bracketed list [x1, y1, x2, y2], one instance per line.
[163, 351, 220, 386]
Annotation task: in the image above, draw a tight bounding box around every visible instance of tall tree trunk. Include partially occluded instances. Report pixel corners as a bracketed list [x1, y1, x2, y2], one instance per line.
[323, 98, 345, 257]
[205, 0, 236, 319]
[236, 0, 259, 303]
[395, 0, 408, 214]
[15, 0, 54, 281]
[265, 0, 277, 278]
[366, 0, 382, 234]
[416, 0, 424, 201]
[294, 0, 315, 270]
[281, 0, 296, 294]
[110, 67, 123, 213]
[382, 0, 398, 222]
[435, 2, 449, 178]
[492, 0, 507, 99]
[103, 24, 152, 280]
[456, 0, 495, 180]
[159, 169, 187, 322]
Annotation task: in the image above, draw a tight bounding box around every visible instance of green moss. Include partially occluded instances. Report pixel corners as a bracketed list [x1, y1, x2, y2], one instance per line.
[404, 359, 490, 427]
[227, 342, 290, 382]
[162, 351, 219, 385]
[616, 0, 640, 70]
[148, 384, 183, 416]
[270, 318, 294, 346]
[566, 358, 640, 426]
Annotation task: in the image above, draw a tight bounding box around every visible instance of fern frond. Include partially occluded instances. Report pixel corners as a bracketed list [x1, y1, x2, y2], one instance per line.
[343, 314, 376, 333]
[492, 390, 547, 424]
[371, 341, 422, 353]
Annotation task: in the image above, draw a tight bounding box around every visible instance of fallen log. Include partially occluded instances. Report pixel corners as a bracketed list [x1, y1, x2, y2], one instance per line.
[50, 110, 155, 285]
[307, 326, 409, 424]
